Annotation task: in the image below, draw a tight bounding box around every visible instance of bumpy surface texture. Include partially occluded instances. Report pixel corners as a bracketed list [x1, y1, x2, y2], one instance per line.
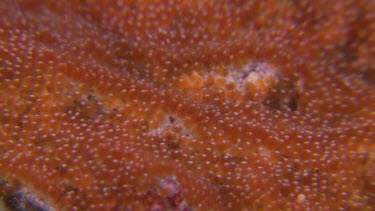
[0, 0, 374, 210]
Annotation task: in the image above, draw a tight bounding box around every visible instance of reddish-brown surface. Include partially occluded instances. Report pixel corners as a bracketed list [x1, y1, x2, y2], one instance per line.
[0, 0, 374, 210]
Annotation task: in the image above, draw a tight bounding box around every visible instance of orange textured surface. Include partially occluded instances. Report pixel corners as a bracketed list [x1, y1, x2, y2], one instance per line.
[0, 0, 374, 210]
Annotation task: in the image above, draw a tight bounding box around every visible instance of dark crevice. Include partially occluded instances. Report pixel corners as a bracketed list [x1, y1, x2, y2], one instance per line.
[263, 80, 300, 112]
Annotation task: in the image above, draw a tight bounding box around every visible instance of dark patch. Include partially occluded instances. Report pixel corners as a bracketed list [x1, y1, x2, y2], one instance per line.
[66, 185, 79, 195]
[168, 116, 175, 124]
[64, 94, 105, 120]
[33, 136, 54, 148]
[87, 94, 95, 103]
[314, 168, 321, 189]
[336, 43, 358, 64]
[110, 205, 133, 211]
[129, 5, 137, 11]
[165, 193, 183, 210]
[265, 93, 299, 111]
[0, 179, 50, 211]
[33, 139, 46, 147]
[3, 193, 22, 211]
[17, 121, 23, 128]
[166, 140, 180, 151]
[141, 189, 165, 209]
[54, 165, 67, 177]
[287, 96, 299, 111]
[220, 154, 243, 162]
[263, 79, 300, 111]
[363, 69, 375, 86]
[281, 154, 289, 159]
[34, 31, 59, 50]
[65, 100, 83, 116]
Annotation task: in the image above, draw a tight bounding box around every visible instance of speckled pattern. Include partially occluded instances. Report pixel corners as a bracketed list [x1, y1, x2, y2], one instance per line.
[0, 0, 374, 210]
